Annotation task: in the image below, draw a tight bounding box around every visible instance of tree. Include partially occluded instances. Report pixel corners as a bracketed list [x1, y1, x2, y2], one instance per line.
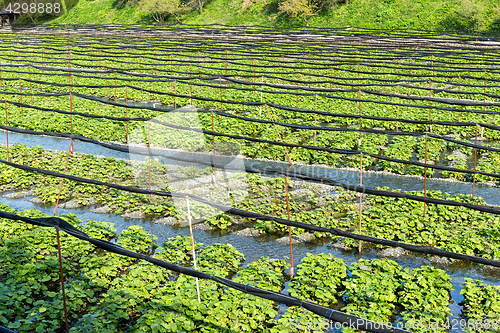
[188, 0, 206, 14]
[278, 0, 318, 26]
[139, 0, 183, 23]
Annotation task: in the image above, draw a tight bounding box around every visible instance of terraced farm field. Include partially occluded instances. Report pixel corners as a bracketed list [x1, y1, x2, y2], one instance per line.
[1, 25, 500, 333]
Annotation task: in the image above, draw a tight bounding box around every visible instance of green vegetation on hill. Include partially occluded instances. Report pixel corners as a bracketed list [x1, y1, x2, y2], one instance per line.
[1, 0, 499, 32]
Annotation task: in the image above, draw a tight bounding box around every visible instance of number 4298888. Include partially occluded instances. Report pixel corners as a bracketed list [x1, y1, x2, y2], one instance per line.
[6, 2, 61, 14]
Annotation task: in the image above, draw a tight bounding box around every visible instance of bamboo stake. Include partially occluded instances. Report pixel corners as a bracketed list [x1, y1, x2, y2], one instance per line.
[147, 122, 152, 198]
[55, 226, 70, 333]
[186, 196, 201, 304]
[284, 175, 294, 277]
[4, 102, 9, 162]
[423, 134, 428, 217]
[313, 95, 317, 146]
[472, 124, 478, 197]
[19, 78, 23, 120]
[125, 87, 129, 144]
[152, 68, 155, 102]
[265, 105, 294, 272]
[358, 153, 363, 258]
[428, 81, 432, 132]
[396, 85, 400, 131]
[211, 110, 216, 182]
[260, 76, 263, 116]
[29, 65, 33, 105]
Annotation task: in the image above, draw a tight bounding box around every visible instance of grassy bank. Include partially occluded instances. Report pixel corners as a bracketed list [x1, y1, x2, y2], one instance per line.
[2, 0, 498, 32]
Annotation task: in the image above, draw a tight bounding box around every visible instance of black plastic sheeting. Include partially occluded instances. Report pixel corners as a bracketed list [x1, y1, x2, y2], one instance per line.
[0, 210, 411, 333]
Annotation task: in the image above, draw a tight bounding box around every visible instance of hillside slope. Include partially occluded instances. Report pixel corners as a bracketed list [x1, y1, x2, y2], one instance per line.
[7, 0, 500, 32]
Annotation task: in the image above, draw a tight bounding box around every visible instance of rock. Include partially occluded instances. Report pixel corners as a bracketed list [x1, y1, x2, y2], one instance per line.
[58, 201, 82, 209]
[211, 78, 228, 86]
[377, 247, 406, 258]
[428, 256, 451, 265]
[351, 203, 369, 213]
[451, 150, 467, 160]
[298, 232, 316, 242]
[230, 216, 246, 225]
[28, 197, 43, 204]
[276, 232, 316, 245]
[289, 188, 314, 199]
[315, 196, 329, 207]
[419, 159, 435, 165]
[86, 198, 98, 206]
[315, 184, 335, 194]
[121, 211, 146, 219]
[3, 190, 34, 199]
[91, 206, 111, 214]
[234, 228, 262, 237]
[327, 241, 350, 251]
[168, 175, 214, 190]
[193, 223, 211, 231]
[438, 84, 453, 91]
[482, 265, 500, 275]
[155, 217, 178, 225]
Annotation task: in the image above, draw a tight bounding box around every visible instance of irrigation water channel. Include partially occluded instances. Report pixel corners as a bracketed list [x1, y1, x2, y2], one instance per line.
[0, 128, 500, 332]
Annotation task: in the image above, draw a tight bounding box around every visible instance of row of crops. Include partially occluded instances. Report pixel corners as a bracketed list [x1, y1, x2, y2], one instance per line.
[1, 25, 500, 332]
